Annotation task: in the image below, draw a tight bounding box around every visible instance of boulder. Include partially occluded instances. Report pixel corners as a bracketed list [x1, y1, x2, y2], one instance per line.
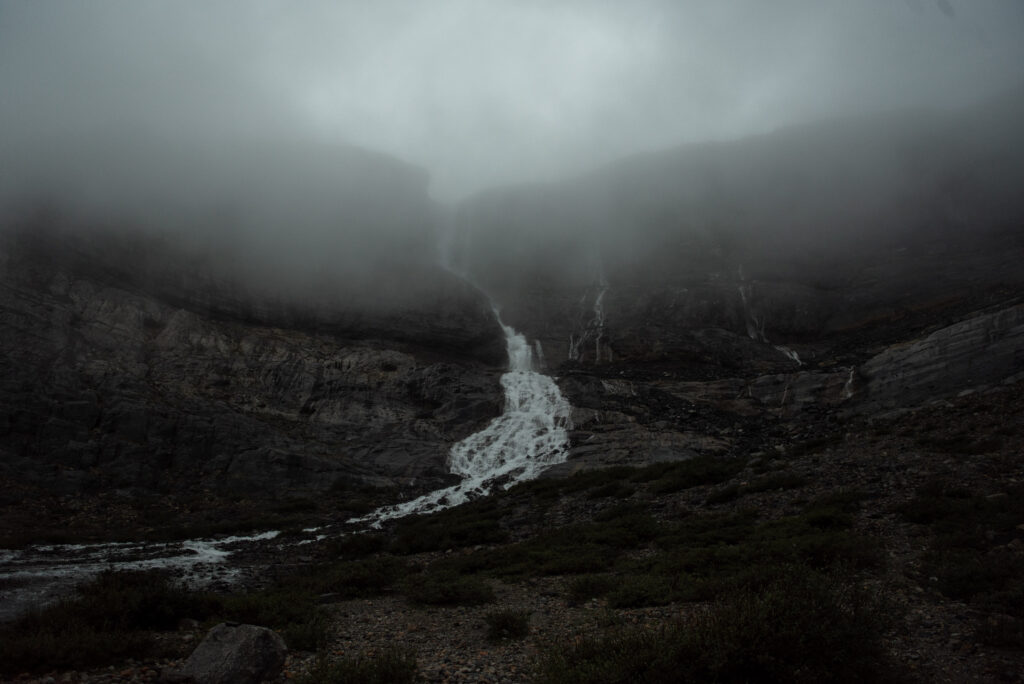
[169, 622, 287, 684]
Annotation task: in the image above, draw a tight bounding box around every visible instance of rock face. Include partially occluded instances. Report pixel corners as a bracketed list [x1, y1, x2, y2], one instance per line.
[0, 217, 505, 508]
[860, 303, 1024, 413]
[171, 623, 286, 684]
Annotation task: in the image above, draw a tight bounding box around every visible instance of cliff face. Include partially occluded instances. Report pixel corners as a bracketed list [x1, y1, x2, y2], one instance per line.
[0, 225, 505, 504]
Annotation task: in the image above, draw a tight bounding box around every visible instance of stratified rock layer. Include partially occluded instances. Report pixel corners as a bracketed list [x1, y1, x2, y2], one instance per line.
[0, 226, 505, 503]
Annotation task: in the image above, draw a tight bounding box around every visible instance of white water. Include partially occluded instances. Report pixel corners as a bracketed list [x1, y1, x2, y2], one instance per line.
[352, 315, 572, 527]
[843, 366, 856, 399]
[568, 267, 609, 363]
[737, 268, 802, 366]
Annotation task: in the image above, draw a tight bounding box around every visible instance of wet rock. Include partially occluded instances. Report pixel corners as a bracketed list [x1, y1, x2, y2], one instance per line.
[860, 304, 1024, 412]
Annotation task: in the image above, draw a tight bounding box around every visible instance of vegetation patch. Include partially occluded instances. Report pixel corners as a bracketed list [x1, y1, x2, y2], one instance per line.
[631, 455, 747, 493]
[483, 609, 531, 641]
[566, 574, 618, 605]
[400, 570, 495, 606]
[296, 647, 417, 684]
[705, 471, 808, 504]
[292, 556, 414, 599]
[0, 570, 218, 673]
[389, 498, 507, 554]
[899, 478, 1024, 648]
[536, 567, 901, 684]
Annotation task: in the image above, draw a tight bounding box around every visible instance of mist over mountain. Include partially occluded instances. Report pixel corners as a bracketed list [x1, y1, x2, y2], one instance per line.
[2, 4, 1024, 678]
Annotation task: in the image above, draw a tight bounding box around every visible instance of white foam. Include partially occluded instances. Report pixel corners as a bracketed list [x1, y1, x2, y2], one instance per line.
[353, 313, 572, 527]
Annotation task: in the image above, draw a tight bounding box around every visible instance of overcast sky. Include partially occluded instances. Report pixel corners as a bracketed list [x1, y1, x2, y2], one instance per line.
[2, 0, 1024, 201]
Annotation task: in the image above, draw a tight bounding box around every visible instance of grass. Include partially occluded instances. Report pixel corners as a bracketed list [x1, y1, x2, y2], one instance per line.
[0, 570, 219, 672]
[567, 574, 618, 605]
[630, 455, 748, 493]
[507, 457, 748, 503]
[388, 498, 507, 554]
[296, 647, 417, 684]
[0, 557, 402, 673]
[419, 492, 877, 613]
[483, 609, 531, 641]
[706, 471, 808, 504]
[537, 566, 901, 684]
[899, 478, 1024, 648]
[400, 570, 495, 606]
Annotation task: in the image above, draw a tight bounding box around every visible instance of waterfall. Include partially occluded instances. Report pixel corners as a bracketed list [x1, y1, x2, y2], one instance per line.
[352, 311, 572, 527]
[568, 260, 609, 363]
[737, 266, 802, 366]
[351, 214, 573, 527]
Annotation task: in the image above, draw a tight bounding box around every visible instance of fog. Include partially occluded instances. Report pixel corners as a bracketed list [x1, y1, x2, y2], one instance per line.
[2, 0, 1024, 294]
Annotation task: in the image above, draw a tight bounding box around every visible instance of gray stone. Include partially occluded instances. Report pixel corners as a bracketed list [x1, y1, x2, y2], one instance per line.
[859, 304, 1024, 413]
[173, 622, 286, 684]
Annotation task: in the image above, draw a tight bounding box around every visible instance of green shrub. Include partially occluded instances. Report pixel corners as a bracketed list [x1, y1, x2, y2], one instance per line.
[324, 532, 388, 558]
[567, 574, 618, 605]
[400, 571, 495, 606]
[297, 647, 417, 684]
[537, 567, 902, 684]
[389, 499, 507, 554]
[899, 479, 1024, 631]
[705, 483, 741, 504]
[606, 574, 674, 609]
[587, 481, 636, 499]
[632, 455, 746, 493]
[297, 556, 412, 598]
[483, 609, 531, 641]
[0, 570, 216, 673]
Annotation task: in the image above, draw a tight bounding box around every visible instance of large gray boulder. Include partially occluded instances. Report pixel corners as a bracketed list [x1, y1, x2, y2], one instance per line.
[171, 622, 287, 684]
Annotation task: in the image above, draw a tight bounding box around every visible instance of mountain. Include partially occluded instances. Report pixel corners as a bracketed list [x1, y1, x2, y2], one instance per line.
[0, 87, 1022, 539]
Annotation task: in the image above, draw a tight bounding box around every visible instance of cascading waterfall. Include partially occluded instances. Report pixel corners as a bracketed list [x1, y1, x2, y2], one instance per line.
[351, 311, 572, 527]
[568, 263, 609, 363]
[352, 210, 572, 526]
[737, 266, 803, 366]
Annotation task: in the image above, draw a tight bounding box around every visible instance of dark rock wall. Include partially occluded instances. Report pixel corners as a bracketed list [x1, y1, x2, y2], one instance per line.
[0, 225, 505, 501]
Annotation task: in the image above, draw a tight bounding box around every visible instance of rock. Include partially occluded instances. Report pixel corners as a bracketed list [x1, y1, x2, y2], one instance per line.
[859, 304, 1024, 412]
[169, 623, 286, 684]
[0, 226, 505, 505]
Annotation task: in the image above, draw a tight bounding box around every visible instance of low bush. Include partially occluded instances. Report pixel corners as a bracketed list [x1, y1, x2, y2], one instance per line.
[219, 588, 328, 650]
[295, 556, 413, 599]
[389, 499, 507, 554]
[537, 567, 902, 684]
[567, 574, 618, 605]
[899, 478, 1024, 644]
[631, 455, 747, 493]
[400, 570, 495, 606]
[297, 647, 417, 684]
[0, 570, 217, 673]
[483, 609, 531, 641]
